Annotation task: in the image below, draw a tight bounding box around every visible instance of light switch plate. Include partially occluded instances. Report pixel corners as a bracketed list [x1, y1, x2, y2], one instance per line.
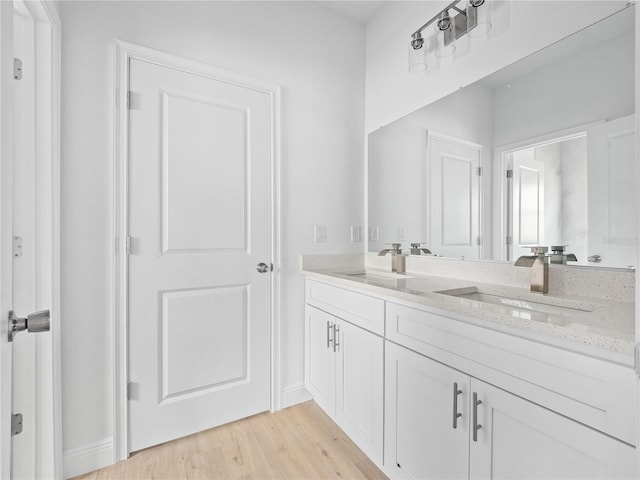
[369, 226, 379, 242]
[350, 226, 362, 243]
[314, 224, 326, 243]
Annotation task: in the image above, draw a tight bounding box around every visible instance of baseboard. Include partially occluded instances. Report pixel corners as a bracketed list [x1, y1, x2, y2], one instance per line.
[63, 437, 113, 479]
[281, 384, 312, 409]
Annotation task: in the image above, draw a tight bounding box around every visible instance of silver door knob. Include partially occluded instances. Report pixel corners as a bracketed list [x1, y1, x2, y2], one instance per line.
[8, 309, 50, 342]
[256, 262, 271, 273]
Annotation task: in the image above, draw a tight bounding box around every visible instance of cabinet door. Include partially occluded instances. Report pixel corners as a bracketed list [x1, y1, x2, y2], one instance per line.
[335, 319, 384, 465]
[305, 305, 336, 417]
[384, 341, 470, 479]
[469, 379, 635, 480]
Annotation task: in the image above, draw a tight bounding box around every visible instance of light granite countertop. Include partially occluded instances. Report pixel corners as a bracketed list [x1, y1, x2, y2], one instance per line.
[302, 267, 635, 365]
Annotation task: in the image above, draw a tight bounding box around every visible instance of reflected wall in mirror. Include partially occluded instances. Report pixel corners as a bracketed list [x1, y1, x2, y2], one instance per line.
[368, 4, 636, 269]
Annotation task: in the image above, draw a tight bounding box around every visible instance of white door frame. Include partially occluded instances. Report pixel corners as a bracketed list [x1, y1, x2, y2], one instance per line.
[113, 41, 282, 461]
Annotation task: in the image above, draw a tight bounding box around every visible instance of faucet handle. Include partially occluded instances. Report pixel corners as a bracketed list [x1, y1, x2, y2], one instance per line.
[550, 245, 568, 254]
[530, 246, 548, 255]
[388, 243, 402, 250]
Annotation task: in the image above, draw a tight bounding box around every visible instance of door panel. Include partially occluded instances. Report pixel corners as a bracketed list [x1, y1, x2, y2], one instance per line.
[428, 133, 482, 259]
[305, 306, 336, 417]
[385, 341, 470, 480]
[128, 58, 272, 452]
[335, 320, 383, 464]
[469, 379, 635, 479]
[510, 150, 545, 260]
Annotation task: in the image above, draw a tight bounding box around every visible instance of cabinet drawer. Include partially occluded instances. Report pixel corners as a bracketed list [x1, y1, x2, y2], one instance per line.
[306, 280, 384, 335]
[386, 301, 636, 445]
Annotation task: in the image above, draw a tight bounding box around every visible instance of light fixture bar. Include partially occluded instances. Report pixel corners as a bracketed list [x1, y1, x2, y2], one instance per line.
[411, 0, 463, 39]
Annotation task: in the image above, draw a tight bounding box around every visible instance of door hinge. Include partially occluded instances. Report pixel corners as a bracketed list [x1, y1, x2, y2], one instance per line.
[126, 91, 131, 109]
[11, 413, 23, 436]
[13, 58, 22, 80]
[506, 236, 513, 245]
[125, 236, 131, 255]
[635, 344, 640, 378]
[476, 236, 482, 246]
[12, 235, 23, 258]
[506, 169, 513, 179]
[477, 167, 482, 176]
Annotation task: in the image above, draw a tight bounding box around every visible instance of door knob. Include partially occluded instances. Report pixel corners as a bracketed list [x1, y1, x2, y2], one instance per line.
[256, 262, 272, 273]
[587, 255, 602, 263]
[8, 309, 50, 342]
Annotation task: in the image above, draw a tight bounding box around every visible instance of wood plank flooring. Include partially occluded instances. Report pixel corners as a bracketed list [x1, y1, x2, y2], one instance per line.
[73, 401, 388, 480]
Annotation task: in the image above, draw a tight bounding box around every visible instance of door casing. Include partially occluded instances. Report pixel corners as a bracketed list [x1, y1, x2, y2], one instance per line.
[113, 41, 282, 461]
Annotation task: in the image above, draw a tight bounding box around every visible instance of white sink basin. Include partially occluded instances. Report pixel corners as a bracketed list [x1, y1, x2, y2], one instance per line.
[343, 271, 414, 285]
[437, 287, 594, 323]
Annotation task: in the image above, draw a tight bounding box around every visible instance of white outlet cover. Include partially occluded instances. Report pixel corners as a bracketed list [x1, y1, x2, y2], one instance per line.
[369, 226, 379, 242]
[314, 224, 326, 243]
[397, 226, 406, 241]
[351, 226, 362, 243]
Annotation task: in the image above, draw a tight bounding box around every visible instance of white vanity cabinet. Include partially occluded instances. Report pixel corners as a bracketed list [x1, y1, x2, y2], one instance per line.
[385, 341, 635, 480]
[304, 281, 384, 465]
[303, 277, 636, 479]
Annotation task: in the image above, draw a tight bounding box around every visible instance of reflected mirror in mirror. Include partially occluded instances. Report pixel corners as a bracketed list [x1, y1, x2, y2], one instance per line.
[368, 4, 636, 269]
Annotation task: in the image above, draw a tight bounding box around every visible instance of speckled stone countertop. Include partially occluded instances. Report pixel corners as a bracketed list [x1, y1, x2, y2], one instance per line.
[302, 267, 635, 365]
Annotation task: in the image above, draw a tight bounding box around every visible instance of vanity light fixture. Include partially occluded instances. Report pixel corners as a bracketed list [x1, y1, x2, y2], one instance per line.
[409, 0, 492, 73]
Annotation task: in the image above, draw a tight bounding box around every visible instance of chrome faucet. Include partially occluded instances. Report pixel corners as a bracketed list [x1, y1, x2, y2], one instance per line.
[410, 243, 432, 255]
[549, 245, 578, 265]
[515, 246, 549, 294]
[378, 243, 406, 273]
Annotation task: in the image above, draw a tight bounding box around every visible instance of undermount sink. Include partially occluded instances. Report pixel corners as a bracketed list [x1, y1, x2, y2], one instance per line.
[343, 271, 414, 285]
[437, 287, 594, 322]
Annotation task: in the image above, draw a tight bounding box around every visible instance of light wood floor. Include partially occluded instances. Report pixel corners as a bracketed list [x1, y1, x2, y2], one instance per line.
[74, 401, 387, 480]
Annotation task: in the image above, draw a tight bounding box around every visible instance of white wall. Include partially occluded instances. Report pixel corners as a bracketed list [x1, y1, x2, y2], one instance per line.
[492, 31, 635, 146]
[58, 1, 364, 475]
[365, 1, 628, 133]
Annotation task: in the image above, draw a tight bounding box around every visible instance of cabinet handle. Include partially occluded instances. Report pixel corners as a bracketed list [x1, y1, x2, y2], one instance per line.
[333, 324, 340, 352]
[326, 320, 333, 349]
[452, 382, 463, 429]
[472, 392, 482, 442]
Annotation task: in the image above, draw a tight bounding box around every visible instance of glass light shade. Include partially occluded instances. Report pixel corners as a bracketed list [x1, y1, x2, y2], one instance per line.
[408, 43, 427, 74]
[467, 0, 492, 38]
[434, 13, 456, 58]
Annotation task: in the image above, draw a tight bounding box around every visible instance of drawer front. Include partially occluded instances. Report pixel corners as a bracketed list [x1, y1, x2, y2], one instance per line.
[386, 301, 636, 445]
[306, 280, 385, 335]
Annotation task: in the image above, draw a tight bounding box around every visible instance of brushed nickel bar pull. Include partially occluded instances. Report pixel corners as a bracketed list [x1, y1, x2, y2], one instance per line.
[333, 324, 340, 353]
[326, 320, 333, 349]
[453, 382, 463, 429]
[472, 392, 483, 442]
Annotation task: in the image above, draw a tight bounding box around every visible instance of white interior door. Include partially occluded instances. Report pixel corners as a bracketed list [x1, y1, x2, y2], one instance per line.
[428, 132, 482, 259]
[7, 3, 60, 478]
[128, 58, 273, 452]
[587, 115, 636, 268]
[0, 2, 15, 477]
[510, 150, 545, 260]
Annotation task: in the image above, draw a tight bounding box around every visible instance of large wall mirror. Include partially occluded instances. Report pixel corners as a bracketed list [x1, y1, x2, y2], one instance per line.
[368, 5, 636, 269]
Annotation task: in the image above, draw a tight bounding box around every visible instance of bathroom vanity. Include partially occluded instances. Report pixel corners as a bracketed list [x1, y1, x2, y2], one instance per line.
[302, 257, 636, 479]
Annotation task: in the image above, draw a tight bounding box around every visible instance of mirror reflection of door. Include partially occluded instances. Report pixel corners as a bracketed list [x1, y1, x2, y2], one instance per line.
[428, 132, 482, 259]
[505, 134, 588, 263]
[587, 115, 636, 268]
[509, 151, 545, 261]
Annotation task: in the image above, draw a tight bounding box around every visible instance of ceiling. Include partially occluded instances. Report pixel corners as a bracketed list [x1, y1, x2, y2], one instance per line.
[316, 1, 387, 24]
